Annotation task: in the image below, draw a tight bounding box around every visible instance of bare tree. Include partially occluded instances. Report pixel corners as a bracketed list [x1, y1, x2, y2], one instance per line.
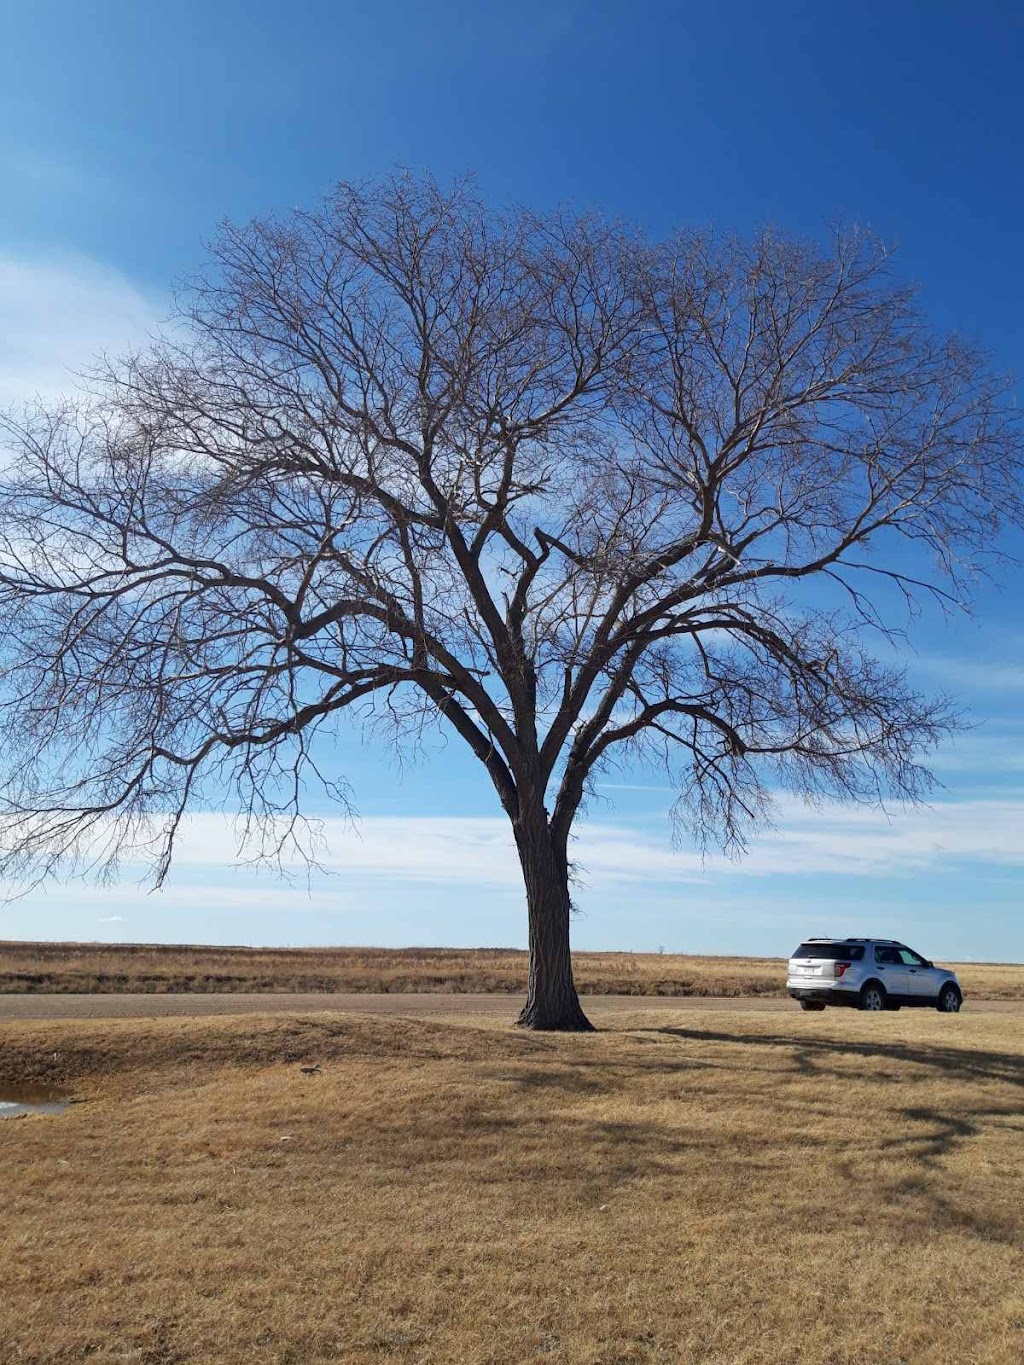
[0, 175, 1019, 1029]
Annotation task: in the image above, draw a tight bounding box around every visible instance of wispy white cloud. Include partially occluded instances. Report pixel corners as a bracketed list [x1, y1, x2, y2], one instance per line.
[147, 796, 1024, 890]
[174, 815, 532, 886]
[929, 727, 1024, 775]
[732, 794, 1024, 877]
[914, 651, 1024, 695]
[0, 252, 165, 409]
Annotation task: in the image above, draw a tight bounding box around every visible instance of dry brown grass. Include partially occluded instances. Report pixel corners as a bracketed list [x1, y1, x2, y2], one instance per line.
[2, 1005, 1023, 1363]
[2, 940, 1021, 1000]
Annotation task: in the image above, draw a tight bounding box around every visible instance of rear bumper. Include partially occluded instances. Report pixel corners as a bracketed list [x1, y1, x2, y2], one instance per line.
[787, 986, 860, 1007]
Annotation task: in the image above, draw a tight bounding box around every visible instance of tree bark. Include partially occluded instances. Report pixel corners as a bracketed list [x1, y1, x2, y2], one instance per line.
[513, 801, 594, 1032]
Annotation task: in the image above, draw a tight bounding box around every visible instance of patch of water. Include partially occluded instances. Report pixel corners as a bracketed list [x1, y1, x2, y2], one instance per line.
[0, 1084, 71, 1118]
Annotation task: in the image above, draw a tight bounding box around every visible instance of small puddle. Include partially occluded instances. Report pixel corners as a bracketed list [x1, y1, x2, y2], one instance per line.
[0, 1084, 71, 1118]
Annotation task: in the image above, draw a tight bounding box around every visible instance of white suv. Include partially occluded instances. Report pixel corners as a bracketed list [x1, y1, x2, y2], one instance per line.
[787, 938, 963, 1013]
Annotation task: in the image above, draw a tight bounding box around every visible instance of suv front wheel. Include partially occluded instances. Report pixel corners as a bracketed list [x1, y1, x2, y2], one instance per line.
[937, 983, 962, 1013]
[859, 982, 887, 1012]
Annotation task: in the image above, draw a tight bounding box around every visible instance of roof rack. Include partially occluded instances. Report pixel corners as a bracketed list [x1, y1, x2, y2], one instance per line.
[804, 935, 902, 945]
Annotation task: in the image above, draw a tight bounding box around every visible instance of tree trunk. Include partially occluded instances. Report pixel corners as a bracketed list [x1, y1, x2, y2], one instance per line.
[513, 804, 594, 1032]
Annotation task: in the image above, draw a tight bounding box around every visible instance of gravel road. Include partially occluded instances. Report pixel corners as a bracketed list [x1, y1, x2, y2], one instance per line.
[0, 992, 1019, 1020]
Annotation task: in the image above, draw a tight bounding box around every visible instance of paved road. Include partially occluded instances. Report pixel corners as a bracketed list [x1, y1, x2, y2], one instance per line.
[0, 992, 1020, 1020]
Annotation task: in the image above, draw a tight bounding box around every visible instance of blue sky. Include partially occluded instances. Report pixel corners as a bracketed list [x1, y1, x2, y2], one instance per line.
[1, 0, 1022, 960]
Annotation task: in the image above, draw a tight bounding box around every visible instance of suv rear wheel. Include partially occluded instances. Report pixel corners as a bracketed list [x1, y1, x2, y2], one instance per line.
[859, 982, 886, 1012]
[937, 983, 962, 1013]
[799, 999, 826, 1011]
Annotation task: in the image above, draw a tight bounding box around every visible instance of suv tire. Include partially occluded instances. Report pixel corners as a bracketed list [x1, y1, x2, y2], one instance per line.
[859, 982, 887, 1012]
[937, 983, 962, 1013]
[799, 1000, 826, 1011]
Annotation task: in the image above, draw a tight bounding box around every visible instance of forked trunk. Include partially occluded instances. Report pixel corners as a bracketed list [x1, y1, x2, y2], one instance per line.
[513, 805, 593, 1032]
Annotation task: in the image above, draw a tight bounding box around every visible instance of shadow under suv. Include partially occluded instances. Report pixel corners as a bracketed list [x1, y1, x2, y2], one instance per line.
[787, 938, 963, 1012]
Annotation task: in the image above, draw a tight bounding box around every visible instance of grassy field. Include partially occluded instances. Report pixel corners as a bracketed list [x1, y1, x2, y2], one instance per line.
[2, 1005, 1023, 1363]
[2, 940, 1022, 999]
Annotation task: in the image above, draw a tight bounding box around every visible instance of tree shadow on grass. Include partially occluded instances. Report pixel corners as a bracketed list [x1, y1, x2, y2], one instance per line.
[643, 1026, 1024, 1091]
[480, 1051, 726, 1098]
[625, 1025, 1024, 1245]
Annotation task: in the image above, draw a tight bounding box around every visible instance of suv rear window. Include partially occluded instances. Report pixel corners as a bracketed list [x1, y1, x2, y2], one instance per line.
[791, 943, 865, 961]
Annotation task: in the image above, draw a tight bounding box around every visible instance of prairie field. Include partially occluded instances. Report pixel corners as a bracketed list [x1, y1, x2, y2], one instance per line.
[2, 940, 1021, 1000]
[2, 1005, 1023, 1364]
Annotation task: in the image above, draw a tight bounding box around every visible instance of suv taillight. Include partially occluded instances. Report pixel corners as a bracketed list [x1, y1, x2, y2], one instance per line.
[835, 962, 851, 978]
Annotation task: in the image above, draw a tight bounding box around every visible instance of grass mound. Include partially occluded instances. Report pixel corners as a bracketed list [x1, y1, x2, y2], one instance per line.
[3, 1007, 1023, 1362]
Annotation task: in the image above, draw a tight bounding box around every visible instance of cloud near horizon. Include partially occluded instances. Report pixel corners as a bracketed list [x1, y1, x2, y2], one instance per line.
[150, 795, 1024, 890]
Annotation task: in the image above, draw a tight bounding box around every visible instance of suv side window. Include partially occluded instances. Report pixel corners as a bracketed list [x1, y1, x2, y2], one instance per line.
[898, 948, 927, 967]
[874, 946, 900, 965]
